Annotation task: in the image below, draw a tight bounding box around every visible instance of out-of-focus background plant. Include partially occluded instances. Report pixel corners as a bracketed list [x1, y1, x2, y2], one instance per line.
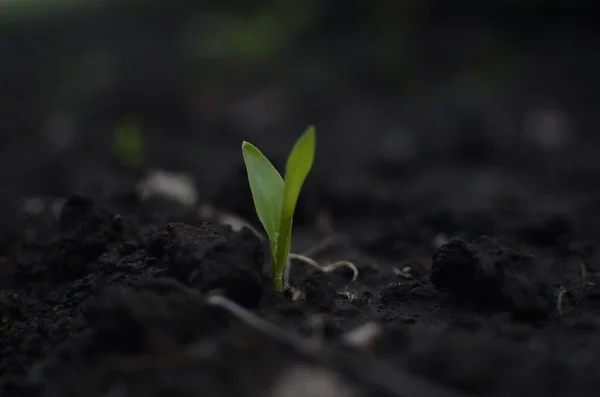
[0, 0, 598, 197]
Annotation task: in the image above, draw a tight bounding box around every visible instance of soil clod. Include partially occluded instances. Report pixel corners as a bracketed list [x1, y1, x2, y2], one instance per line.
[161, 222, 265, 308]
[431, 236, 555, 319]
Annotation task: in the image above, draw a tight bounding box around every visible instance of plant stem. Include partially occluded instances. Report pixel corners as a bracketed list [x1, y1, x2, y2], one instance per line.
[272, 263, 284, 291]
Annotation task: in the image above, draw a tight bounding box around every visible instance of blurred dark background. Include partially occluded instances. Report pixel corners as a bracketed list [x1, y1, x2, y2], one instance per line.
[0, 0, 599, 204]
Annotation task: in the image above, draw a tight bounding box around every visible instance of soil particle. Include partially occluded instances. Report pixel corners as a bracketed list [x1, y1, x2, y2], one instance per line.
[380, 281, 438, 304]
[430, 236, 556, 319]
[159, 222, 265, 308]
[48, 195, 124, 280]
[267, 365, 357, 397]
[3, 11, 600, 397]
[84, 279, 217, 355]
[0, 197, 268, 388]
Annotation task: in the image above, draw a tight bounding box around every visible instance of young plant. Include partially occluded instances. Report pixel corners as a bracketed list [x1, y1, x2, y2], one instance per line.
[242, 126, 316, 291]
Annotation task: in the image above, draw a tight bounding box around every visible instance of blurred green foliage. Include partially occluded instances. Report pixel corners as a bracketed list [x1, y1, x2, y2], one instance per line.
[180, 0, 320, 68]
[114, 120, 143, 167]
[0, 0, 115, 20]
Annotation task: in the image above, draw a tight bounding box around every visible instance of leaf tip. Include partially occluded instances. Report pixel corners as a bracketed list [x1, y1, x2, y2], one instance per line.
[241, 141, 258, 157]
[304, 125, 316, 139]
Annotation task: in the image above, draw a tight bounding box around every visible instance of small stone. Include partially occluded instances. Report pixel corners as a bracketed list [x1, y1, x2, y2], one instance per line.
[268, 365, 356, 397]
[137, 170, 197, 207]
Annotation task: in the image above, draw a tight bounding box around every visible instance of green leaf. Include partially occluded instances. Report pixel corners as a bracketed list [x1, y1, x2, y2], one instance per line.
[241, 141, 284, 256]
[241, 127, 316, 292]
[274, 126, 316, 285]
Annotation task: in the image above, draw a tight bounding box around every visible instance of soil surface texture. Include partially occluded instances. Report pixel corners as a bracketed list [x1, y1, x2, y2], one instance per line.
[3, 141, 600, 397]
[2, 5, 600, 397]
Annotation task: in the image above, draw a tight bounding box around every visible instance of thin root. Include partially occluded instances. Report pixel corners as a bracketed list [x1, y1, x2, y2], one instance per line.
[288, 253, 359, 282]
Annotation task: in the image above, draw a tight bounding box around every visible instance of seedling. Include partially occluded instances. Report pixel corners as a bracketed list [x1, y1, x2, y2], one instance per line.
[242, 126, 316, 291]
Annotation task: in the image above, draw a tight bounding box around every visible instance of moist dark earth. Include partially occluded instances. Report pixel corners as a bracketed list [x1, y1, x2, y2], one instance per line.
[4, 147, 600, 397]
[3, 4, 600, 397]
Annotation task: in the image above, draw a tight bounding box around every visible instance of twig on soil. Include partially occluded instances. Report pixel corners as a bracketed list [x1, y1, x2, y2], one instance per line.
[207, 294, 320, 355]
[207, 294, 471, 397]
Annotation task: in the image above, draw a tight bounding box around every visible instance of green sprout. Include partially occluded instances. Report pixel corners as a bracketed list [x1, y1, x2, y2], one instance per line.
[242, 126, 316, 291]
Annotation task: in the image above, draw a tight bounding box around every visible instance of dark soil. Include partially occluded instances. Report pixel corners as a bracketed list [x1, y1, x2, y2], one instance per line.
[3, 148, 600, 397]
[3, 4, 600, 397]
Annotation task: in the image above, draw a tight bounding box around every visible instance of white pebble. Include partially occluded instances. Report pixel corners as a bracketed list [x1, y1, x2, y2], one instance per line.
[137, 169, 198, 207]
